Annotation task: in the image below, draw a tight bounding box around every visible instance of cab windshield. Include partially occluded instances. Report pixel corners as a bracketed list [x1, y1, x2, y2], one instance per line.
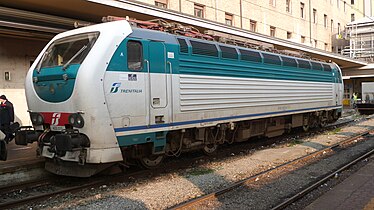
[37, 32, 100, 69]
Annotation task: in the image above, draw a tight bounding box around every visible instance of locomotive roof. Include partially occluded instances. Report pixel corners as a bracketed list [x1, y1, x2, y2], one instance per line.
[129, 26, 334, 67]
[129, 27, 179, 44]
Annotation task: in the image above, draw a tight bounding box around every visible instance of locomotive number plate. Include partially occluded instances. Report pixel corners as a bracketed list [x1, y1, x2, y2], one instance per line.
[50, 125, 65, 131]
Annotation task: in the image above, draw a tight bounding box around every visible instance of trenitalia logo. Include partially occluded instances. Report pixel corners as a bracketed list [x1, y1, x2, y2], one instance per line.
[51, 113, 61, 126]
[110, 82, 121, 93]
[110, 82, 143, 94]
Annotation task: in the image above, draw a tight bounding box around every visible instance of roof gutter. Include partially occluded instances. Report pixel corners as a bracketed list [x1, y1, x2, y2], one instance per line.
[87, 0, 366, 66]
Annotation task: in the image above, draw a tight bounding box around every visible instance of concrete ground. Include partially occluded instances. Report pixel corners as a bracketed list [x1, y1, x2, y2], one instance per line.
[305, 158, 374, 210]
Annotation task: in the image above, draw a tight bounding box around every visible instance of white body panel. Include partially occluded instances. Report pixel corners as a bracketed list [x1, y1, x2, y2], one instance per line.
[25, 20, 133, 163]
[114, 73, 342, 137]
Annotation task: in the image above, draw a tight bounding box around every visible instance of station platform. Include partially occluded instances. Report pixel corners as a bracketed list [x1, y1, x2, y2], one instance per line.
[0, 140, 43, 173]
[305, 158, 374, 210]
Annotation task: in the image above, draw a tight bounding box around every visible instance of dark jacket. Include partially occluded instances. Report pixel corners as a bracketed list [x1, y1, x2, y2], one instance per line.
[0, 100, 14, 125]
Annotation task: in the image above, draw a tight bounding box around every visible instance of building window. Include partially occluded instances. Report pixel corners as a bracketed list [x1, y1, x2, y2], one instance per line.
[301, 36, 305, 43]
[324, 43, 328, 51]
[300, 3, 305, 18]
[270, 26, 276, 37]
[225, 13, 233, 25]
[287, 31, 292, 39]
[324, 14, 328, 28]
[286, 0, 291, 12]
[331, 19, 334, 32]
[351, 13, 355, 21]
[344, 88, 350, 99]
[194, 4, 204, 18]
[351, 0, 355, 4]
[344, 1, 346, 12]
[269, 0, 276, 6]
[127, 41, 143, 71]
[155, 0, 167, 8]
[313, 9, 317, 23]
[338, 23, 341, 34]
[250, 20, 257, 32]
[314, 40, 317, 48]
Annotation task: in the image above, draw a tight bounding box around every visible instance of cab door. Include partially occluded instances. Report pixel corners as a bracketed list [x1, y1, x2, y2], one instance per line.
[146, 41, 171, 125]
[336, 66, 344, 106]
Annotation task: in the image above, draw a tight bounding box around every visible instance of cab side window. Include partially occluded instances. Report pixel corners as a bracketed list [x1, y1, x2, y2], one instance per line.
[127, 41, 143, 71]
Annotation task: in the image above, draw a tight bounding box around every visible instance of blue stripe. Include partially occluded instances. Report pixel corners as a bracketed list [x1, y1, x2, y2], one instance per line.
[114, 105, 341, 133]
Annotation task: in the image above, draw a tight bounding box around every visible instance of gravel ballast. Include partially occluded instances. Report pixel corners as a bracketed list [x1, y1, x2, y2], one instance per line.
[18, 114, 374, 210]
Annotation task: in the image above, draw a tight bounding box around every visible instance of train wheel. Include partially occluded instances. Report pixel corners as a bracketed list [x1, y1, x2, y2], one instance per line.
[138, 155, 164, 169]
[302, 124, 310, 132]
[202, 144, 218, 155]
[320, 119, 327, 127]
[332, 110, 339, 121]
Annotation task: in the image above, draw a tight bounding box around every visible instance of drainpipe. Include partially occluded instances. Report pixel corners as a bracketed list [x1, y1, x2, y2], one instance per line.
[215, 0, 217, 21]
[309, 0, 312, 46]
[240, 0, 243, 28]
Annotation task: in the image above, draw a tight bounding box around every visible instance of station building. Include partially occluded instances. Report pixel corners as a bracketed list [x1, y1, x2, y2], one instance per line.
[341, 16, 374, 105]
[0, 0, 371, 125]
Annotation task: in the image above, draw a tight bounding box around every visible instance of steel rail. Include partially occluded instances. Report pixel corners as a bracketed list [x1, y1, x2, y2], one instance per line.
[0, 179, 105, 209]
[169, 129, 372, 210]
[0, 170, 147, 209]
[0, 179, 51, 195]
[0, 117, 363, 209]
[271, 148, 374, 210]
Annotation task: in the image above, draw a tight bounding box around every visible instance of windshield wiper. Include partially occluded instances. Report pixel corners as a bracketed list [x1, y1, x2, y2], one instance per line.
[62, 45, 88, 70]
[36, 50, 49, 73]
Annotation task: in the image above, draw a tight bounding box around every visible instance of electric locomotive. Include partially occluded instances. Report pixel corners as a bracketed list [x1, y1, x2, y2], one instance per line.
[15, 20, 343, 177]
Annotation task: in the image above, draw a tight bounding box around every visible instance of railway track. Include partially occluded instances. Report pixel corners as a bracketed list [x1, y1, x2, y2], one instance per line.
[271, 148, 374, 210]
[0, 169, 150, 209]
[169, 130, 373, 210]
[0, 116, 367, 209]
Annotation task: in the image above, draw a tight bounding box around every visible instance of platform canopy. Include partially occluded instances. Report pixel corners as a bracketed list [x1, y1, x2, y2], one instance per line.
[0, 0, 367, 69]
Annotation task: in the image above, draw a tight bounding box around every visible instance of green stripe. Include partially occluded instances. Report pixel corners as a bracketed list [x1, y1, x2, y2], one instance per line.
[107, 38, 337, 83]
[117, 132, 166, 148]
[179, 57, 332, 83]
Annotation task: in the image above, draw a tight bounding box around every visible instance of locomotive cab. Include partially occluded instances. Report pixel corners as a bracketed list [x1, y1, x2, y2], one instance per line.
[17, 33, 100, 155]
[33, 32, 99, 103]
[16, 20, 133, 177]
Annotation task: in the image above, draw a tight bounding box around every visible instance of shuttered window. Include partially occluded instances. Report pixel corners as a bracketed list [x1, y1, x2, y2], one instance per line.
[281, 56, 298, 67]
[298, 59, 311, 69]
[262, 53, 281, 65]
[220, 45, 238, 59]
[311, 61, 323, 70]
[177, 38, 189, 53]
[322, 64, 332, 72]
[239, 49, 262, 63]
[190, 40, 218, 57]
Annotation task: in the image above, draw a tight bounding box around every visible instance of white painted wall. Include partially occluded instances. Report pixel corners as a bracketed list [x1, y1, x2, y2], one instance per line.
[0, 36, 46, 125]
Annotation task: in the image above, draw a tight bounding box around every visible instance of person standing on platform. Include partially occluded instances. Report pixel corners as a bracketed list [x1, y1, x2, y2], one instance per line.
[352, 92, 358, 109]
[0, 95, 15, 144]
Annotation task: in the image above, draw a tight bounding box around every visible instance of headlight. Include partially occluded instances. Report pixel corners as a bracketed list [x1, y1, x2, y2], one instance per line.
[30, 112, 44, 125]
[68, 113, 84, 128]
